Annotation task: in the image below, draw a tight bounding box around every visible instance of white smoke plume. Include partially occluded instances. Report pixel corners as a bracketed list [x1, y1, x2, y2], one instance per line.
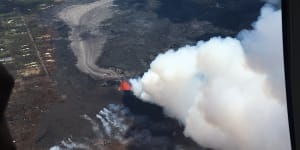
[129, 4, 291, 150]
[238, 5, 285, 103]
[96, 104, 133, 141]
[49, 138, 90, 150]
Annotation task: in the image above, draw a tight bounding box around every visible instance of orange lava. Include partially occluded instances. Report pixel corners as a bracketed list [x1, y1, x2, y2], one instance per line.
[119, 80, 131, 91]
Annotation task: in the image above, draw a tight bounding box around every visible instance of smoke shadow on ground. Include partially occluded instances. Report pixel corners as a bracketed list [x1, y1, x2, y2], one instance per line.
[122, 91, 165, 121]
[120, 92, 209, 150]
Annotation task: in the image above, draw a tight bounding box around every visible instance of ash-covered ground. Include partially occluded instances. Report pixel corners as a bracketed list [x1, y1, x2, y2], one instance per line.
[9, 0, 265, 149]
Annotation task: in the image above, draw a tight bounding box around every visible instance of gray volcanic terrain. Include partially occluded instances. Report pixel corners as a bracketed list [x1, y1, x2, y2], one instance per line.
[97, 0, 263, 73]
[32, 0, 265, 149]
[56, 0, 263, 78]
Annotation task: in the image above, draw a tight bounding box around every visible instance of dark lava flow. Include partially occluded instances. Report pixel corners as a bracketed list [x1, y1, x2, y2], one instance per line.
[122, 91, 164, 121]
[97, 0, 264, 73]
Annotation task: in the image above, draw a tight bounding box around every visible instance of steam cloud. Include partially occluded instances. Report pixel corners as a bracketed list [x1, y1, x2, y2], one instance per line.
[129, 4, 291, 150]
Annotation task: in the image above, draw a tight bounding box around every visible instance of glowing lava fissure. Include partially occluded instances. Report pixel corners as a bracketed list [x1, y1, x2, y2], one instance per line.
[119, 80, 132, 91]
[118, 79, 165, 121]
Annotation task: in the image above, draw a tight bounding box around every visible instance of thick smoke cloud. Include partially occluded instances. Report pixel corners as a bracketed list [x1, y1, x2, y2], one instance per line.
[130, 4, 290, 150]
[238, 5, 285, 103]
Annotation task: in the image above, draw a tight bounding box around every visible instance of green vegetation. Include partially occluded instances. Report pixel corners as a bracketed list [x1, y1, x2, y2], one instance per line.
[0, 13, 31, 69]
[0, 0, 59, 79]
[0, 10, 54, 78]
[0, 0, 56, 13]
